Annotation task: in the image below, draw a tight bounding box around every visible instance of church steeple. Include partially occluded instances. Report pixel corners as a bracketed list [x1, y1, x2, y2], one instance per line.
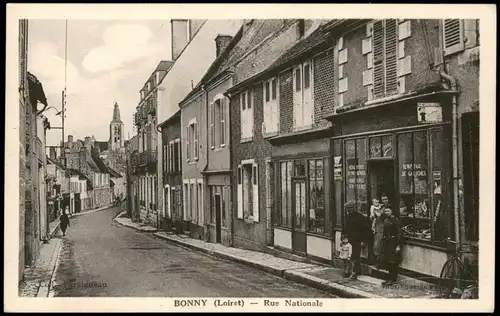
[112, 102, 122, 123]
[109, 102, 125, 152]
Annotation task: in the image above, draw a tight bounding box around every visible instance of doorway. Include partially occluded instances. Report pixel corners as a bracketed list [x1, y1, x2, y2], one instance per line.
[292, 179, 307, 255]
[214, 194, 222, 243]
[368, 159, 396, 209]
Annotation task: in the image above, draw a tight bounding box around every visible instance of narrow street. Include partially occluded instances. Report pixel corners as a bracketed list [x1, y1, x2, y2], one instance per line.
[51, 207, 336, 297]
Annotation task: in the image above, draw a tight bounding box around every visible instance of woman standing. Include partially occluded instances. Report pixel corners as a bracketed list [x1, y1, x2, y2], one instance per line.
[381, 207, 403, 286]
[60, 208, 70, 237]
[371, 200, 386, 269]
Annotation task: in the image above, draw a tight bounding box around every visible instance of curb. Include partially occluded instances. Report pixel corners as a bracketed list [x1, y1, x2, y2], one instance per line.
[151, 233, 377, 298]
[72, 204, 115, 218]
[113, 212, 158, 233]
[35, 239, 63, 298]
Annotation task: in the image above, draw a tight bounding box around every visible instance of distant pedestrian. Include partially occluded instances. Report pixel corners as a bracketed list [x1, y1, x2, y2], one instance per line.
[344, 201, 371, 280]
[337, 234, 353, 277]
[60, 209, 70, 237]
[382, 207, 403, 286]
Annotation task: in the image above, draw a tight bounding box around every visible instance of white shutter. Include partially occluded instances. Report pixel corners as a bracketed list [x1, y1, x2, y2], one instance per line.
[210, 102, 214, 148]
[443, 19, 464, 56]
[303, 61, 313, 127]
[237, 165, 243, 219]
[185, 126, 190, 161]
[293, 66, 303, 128]
[252, 162, 259, 222]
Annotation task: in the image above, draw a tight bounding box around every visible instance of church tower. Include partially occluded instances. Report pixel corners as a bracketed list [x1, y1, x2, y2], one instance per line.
[109, 102, 125, 152]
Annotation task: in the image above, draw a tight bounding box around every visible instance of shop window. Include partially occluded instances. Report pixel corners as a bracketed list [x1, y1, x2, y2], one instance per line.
[369, 135, 394, 158]
[308, 159, 325, 234]
[398, 131, 431, 241]
[279, 161, 293, 227]
[294, 160, 306, 177]
[345, 138, 368, 216]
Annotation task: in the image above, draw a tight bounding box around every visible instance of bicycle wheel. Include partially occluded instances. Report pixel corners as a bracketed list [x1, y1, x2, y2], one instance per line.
[439, 258, 459, 298]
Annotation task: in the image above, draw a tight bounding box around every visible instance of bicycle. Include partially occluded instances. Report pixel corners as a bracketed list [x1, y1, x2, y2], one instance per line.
[438, 238, 478, 299]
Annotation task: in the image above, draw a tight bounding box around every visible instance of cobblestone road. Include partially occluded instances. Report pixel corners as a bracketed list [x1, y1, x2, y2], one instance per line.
[52, 206, 336, 297]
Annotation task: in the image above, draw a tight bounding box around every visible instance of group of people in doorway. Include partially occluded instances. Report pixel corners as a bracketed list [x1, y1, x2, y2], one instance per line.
[338, 194, 403, 286]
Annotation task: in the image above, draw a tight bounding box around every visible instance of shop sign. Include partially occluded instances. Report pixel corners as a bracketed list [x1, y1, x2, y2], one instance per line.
[417, 102, 443, 124]
[333, 156, 342, 181]
[401, 163, 427, 177]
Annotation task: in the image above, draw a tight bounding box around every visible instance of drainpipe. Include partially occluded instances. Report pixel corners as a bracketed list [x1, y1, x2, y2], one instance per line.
[420, 20, 460, 243]
[201, 84, 209, 241]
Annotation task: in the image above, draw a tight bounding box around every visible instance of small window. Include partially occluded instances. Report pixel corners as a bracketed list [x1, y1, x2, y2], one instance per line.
[271, 78, 277, 100]
[265, 81, 270, 102]
[247, 90, 252, 109]
[241, 93, 246, 110]
[295, 68, 302, 92]
[304, 63, 311, 89]
[253, 165, 257, 185]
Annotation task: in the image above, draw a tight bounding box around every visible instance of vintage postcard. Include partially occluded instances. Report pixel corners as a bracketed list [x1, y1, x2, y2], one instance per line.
[4, 3, 496, 313]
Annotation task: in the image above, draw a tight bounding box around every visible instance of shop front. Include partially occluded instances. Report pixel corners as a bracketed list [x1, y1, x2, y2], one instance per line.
[270, 137, 335, 263]
[329, 94, 455, 277]
[203, 171, 232, 246]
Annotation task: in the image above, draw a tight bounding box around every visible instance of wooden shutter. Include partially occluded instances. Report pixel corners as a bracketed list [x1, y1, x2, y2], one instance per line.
[194, 122, 199, 159]
[240, 93, 246, 139]
[253, 162, 259, 222]
[210, 102, 215, 148]
[373, 20, 385, 98]
[237, 165, 243, 219]
[443, 19, 465, 56]
[293, 66, 303, 128]
[220, 98, 225, 145]
[185, 126, 190, 161]
[249, 91, 254, 137]
[385, 19, 398, 95]
[303, 61, 313, 126]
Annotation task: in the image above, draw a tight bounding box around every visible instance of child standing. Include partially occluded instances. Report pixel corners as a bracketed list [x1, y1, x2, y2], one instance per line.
[370, 198, 383, 232]
[338, 235, 353, 277]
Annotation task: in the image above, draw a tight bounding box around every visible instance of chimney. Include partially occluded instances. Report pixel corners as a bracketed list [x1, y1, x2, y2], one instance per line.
[84, 136, 92, 149]
[68, 135, 73, 148]
[171, 19, 190, 61]
[215, 34, 233, 57]
[189, 19, 204, 40]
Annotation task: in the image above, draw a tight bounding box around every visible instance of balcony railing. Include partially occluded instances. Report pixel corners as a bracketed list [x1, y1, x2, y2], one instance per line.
[133, 149, 157, 168]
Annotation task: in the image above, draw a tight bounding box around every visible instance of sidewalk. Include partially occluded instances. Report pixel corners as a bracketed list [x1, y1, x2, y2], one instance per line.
[113, 212, 442, 299]
[19, 204, 115, 297]
[18, 238, 62, 297]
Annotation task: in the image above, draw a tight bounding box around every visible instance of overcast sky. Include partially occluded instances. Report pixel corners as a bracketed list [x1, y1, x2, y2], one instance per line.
[28, 19, 172, 147]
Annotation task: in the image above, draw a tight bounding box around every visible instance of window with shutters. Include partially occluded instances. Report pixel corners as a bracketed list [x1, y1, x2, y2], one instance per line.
[443, 19, 465, 56]
[293, 60, 314, 130]
[175, 138, 181, 172]
[263, 77, 279, 136]
[210, 101, 215, 148]
[214, 97, 226, 147]
[240, 90, 254, 141]
[372, 19, 399, 99]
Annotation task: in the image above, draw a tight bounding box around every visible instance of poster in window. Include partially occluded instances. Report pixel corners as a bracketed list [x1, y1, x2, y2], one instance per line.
[334, 156, 342, 180]
[433, 171, 442, 194]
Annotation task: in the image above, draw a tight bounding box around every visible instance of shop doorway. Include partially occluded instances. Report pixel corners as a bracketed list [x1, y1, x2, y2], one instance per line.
[291, 179, 307, 256]
[368, 159, 396, 209]
[214, 194, 222, 243]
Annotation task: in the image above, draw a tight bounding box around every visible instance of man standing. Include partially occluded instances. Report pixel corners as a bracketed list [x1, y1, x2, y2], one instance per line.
[344, 201, 371, 280]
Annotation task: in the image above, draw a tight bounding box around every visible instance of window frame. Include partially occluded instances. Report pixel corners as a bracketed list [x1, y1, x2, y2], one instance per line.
[292, 59, 315, 130]
[240, 89, 254, 140]
[263, 77, 280, 135]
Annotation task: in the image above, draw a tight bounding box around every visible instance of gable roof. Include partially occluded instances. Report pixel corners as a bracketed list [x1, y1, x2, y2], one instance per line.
[95, 141, 109, 152]
[107, 165, 122, 178]
[226, 19, 366, 95]
[180, 19, 300, 107]
[90, 146, 111, 174]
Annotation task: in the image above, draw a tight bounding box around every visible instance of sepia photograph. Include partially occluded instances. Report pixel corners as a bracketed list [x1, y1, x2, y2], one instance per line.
[5, 3, 495, 313]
